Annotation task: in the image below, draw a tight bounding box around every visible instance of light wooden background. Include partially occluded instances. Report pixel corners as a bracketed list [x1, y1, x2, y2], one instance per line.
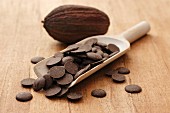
[0, 0, 170, 113]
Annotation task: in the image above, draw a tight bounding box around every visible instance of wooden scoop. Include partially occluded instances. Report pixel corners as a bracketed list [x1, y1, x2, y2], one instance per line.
[34, 21, 150, 88]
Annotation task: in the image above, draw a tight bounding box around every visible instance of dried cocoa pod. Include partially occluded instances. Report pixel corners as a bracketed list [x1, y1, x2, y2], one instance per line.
[43, 5, 110, 44]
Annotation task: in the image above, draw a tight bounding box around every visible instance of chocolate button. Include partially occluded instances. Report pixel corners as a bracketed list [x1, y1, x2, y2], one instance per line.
[87, 52, 102, 60]
[125, 85, 142, 93]
[91, 89, 106, 98]
[33, 77, 46, 91]
[112, 73, 126, 83]
[61, 56, 74, 64]
[46, 57, 61, 67]
[21, 78, 35, 87]
[71, 44, 92, 53]
[64, 61, 78, 75]
[67, 92, 83, 101]
[43, 74, 53, 90]
[107, 44, 120, 52]
[56, 73, 73, 85]
[45, 85, 61, 97]
[31, 56, 45, 64]
[49, 66, 65, 79]
[54, 52, 64, 58]
[16, 92, 33, 102]
[117, 67, 130, 74]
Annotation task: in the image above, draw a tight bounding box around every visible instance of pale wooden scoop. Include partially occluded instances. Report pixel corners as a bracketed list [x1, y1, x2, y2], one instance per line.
[34, 21, 150, 88]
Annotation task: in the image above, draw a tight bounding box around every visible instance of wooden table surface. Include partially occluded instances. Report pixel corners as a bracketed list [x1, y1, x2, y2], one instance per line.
[0, 0, 170, 113]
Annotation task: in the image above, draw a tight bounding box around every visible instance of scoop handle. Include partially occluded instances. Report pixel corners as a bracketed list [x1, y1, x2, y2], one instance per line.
[121, 21, 150, 43]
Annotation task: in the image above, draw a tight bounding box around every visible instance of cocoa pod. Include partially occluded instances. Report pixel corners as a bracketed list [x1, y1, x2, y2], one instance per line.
[43, 5, 110, 44]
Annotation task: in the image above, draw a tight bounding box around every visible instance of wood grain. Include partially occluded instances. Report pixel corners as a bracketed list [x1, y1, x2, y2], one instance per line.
[0, 0, 170, 113]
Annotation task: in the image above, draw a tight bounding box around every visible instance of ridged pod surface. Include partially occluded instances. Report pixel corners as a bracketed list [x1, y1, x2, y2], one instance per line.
[43, 5, 110, 43]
